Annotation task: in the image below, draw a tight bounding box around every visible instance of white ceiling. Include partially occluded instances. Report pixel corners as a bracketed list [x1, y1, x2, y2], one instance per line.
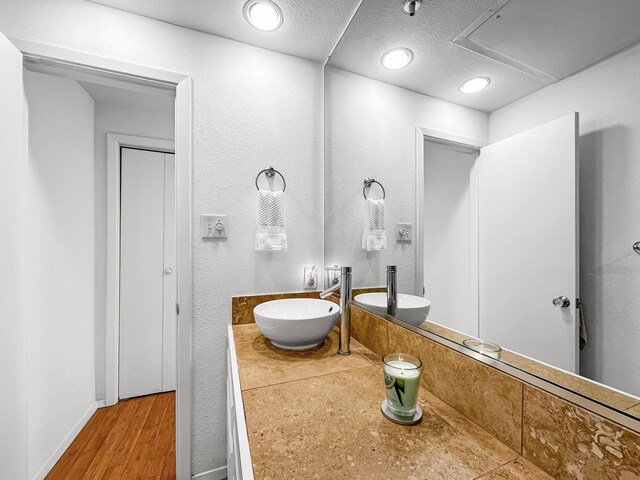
[89, 0, 362, 62]
[329, 0, 640, 112]
[79, 81, 175, 112]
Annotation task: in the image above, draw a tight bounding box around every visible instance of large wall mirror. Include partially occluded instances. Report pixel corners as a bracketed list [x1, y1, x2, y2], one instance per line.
[324, 0, 640, 422]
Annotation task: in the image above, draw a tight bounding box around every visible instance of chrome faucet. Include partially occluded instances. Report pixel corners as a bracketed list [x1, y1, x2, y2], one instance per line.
[320, 266, 352, 355]
[387, 265, 397, 317]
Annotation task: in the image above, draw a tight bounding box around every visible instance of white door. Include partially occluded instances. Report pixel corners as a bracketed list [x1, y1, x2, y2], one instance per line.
[119, 148, 176, 399]
[479, 113, 579, 373]
[0, 32, 28, 480]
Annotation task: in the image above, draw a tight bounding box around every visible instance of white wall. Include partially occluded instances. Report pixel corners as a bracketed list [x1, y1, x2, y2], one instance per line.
[324, 66, 488, 292]
[0, 1, 323, 474]
[489, 42, 640, 396]
[0, 33, 28, 480]
[24, 71, 96, 478]
[423, 141, 477, 335]
[93, 101, 175, 400]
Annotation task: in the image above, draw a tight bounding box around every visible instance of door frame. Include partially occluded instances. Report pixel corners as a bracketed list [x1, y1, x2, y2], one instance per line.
[14, 39, 194, 480]
[106, 135, 175, 404]
[415, 126, 487, 301]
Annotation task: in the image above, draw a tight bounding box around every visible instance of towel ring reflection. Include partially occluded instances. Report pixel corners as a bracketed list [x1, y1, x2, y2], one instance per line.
[255, 166, 286, 192]
[363, 178, 385, 200]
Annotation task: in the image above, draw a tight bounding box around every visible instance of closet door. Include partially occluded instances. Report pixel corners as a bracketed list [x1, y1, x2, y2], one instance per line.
[119, 148, 176, 399]
[479, 113, 579, 373]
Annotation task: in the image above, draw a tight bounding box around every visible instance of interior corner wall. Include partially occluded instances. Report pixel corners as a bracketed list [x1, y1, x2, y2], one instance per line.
[0, 1, 324, 475]
[93, 101, 175, 401]
[24, 71, 97, 478]
[324, 66, 489, 292]
[489, 42, 640, 396]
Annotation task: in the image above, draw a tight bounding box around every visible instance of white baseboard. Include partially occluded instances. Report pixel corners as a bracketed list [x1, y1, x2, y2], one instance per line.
[192, 465, 228, 480]
[30, 401, 100, 480]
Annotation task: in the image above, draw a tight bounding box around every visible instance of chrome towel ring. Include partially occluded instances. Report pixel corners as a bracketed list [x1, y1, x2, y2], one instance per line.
[255, 166, 286, 192]
[363, 178, 385, 200]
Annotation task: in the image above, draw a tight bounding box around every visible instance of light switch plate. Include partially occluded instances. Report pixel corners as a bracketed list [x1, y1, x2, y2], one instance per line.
[201, 214, 228, 239]
[397, 223, 412, 242]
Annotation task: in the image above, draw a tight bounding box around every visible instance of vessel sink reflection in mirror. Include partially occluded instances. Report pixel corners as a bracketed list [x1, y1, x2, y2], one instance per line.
[354, 293, 431, 326]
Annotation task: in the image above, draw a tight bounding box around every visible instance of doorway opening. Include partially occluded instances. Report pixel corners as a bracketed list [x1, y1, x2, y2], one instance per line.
[422, 138, 480, 337]
[15, 38, 192, 480]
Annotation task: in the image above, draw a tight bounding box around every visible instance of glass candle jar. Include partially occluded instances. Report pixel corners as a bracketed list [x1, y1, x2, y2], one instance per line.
[463, 339, 502, 360]
[382, 353, 423, 417]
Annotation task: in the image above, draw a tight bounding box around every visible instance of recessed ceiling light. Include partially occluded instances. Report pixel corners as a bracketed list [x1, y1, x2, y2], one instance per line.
[381, 48, 414, 70]
[459, 76, 491, 94]
[243, 0, 283, 32]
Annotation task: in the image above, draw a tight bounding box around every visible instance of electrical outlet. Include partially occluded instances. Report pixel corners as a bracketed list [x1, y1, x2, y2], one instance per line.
[201, 214, 228, 239]
[303, 266, 319, 290]
[324, 265, 341, 289]
[397, 223, 412, 242]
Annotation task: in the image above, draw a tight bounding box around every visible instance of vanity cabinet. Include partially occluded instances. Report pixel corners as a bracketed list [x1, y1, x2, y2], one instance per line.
[226, 326, 254, 480]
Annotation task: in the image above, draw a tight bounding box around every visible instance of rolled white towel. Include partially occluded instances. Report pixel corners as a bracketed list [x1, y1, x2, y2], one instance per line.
[255, 189, 287, 251]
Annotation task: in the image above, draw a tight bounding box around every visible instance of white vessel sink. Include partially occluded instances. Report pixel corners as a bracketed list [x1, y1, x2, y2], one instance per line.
[253, 298, 340, 350]
[354, 292, 431, 326]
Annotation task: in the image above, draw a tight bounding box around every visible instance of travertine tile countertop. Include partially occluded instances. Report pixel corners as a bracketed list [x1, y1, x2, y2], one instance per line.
[232, 324, 552, 480]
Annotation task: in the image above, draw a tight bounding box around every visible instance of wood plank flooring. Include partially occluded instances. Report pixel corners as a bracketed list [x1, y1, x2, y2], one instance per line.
[46, 392, 176, 480]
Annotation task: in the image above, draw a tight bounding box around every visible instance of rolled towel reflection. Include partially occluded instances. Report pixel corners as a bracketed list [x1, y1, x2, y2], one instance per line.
[362, 197, 386, 251]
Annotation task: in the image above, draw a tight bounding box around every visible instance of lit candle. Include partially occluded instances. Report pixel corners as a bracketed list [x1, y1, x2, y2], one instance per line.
[382, 354, 422, 417]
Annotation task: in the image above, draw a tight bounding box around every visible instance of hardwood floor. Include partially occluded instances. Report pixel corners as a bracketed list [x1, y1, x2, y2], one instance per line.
[46, 392, 176, 480]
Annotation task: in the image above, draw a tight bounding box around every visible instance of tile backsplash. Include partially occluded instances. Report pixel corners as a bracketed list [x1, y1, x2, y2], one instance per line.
[388, 321, 523, 453]
[522, 385, 640, 480]
[349, 304, 640, 479]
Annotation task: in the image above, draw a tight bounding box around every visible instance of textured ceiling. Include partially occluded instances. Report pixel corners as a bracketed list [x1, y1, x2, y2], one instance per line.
[462, 0, 640, 82]
[328, 0, 640, 112]
[89, 0, 362, 62]
[328, 0, 548, 113]
[89, 0, 640, 112]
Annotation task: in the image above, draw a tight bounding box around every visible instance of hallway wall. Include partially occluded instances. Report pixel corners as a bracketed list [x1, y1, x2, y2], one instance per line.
[24, 71, 97, 479]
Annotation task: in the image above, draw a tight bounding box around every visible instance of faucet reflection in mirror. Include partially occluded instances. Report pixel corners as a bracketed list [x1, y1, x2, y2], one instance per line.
[387, 265, 397, 317]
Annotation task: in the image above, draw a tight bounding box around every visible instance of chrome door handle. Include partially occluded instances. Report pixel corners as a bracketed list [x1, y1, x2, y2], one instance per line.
[552, 296, 570, 308]
[164, 267, 173, 275]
